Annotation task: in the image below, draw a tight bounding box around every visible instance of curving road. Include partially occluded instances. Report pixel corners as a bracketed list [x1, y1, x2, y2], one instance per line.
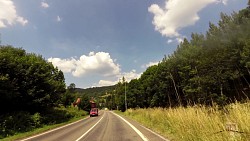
[20, 110, 168, 141]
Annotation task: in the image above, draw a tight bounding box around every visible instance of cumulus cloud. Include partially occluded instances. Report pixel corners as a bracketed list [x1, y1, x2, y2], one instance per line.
[95, 69, 142, 87]
[49, 52, 143, 87]
[0, 0, 28, 28]
[48, 57, 76, 73]
[41, 2, 49, 8]
[148, 0, 227, 40]
[48, 52, 120, 77]
[73, 52, 120, 77]
[119, 70, 142, 82]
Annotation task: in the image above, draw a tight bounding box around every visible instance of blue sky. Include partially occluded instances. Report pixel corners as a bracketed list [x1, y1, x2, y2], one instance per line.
[0, 0, 248, 88]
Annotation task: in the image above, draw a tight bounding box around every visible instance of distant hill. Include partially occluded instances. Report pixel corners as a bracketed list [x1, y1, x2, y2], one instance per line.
[75, 85, 116, 97]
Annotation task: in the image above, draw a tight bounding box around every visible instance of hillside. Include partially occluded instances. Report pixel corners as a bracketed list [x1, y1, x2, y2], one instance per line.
[75, 85, 116, 97]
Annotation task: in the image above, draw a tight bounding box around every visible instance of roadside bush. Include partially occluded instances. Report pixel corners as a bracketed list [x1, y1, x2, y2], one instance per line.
[0, 106, 87, 139]
[41, 107, 87, 125]
[0, 111, 42, 138]
[31, 113, 42, 128]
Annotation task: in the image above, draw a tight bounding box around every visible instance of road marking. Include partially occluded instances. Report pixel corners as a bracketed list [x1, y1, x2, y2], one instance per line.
[112, 112, 149, 141]
[75, 116, 104, 141]
[21, 118, 86, 141]
[139, 124, 169, 141]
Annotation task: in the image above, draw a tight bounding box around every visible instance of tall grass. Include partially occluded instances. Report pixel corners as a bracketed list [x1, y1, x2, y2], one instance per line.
[123, 102, 250, 141]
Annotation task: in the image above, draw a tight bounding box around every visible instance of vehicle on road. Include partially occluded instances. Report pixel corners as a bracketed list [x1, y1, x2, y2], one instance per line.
[90, 108, 98, 117]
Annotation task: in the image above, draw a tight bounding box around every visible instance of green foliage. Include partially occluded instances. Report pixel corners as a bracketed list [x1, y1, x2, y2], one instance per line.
[76, 85, 115, 97]
[109, 6, 250, 109]
[75, 85, 116, 110]
[67, 83, 76, 93]
[31, 113, 42, 128]
[40, 107, 85, 125]
[0, 111, 42, 138]
[0, 107, 87, 139]
[0, 46, 66, 113]
[2, 4, 250, 139]
[0, 45, 71, 139]
[78, 94, 91, 111]
[61, 90, 77, 108]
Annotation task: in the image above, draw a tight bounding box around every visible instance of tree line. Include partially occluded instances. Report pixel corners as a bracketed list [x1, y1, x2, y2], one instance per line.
[0, 2, 249, 137]
[0, 46, 98, 138]
[0, 46, 66, 113]
[105, 5, 250, 111]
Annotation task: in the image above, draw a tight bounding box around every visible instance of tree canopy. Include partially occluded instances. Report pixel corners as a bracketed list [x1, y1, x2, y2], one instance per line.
[109, 5, 250, 110]
[0, 46, 66, 113]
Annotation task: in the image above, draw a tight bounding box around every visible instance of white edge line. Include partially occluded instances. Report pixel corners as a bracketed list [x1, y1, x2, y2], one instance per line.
[139, 124, 169, 141]
[75, 116, 103, 141]
[21, 118, 86, 141]
[112, 112, 149, 141]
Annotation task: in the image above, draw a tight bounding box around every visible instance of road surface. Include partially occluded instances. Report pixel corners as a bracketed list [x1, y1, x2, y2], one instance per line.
[20, 110, 168, 141]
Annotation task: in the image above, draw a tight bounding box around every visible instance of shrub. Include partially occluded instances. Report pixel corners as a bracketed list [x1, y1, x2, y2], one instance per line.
[0, 107, 87, 139]
[0, 111, 42, 138]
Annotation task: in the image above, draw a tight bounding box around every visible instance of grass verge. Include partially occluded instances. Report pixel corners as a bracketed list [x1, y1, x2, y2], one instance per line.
[1, 107, 88, 141]
[119, 102, 250, 141]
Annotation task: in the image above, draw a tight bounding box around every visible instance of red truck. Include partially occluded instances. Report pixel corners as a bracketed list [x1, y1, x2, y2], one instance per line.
[89, 102, 98, 117]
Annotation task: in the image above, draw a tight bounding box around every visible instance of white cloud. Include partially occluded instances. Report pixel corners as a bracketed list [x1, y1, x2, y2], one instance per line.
[167, 39, 173, 44]
[176, 37, 184, 43]
[48, 52, 120, 77]
[48, 52, 142, 87]
[0, 0, 28, 28]
[119, 70, 142, 82]
[142, 61, 159, 68]
[97, 80, 117, 87]
[94, 69, 142, 87]
[48, 57, 76, 73]
[48, 51, 147, 88]
[148, 0, 227, 40]
[41, 2, 49, 8]
[221, 0, 228, 5]
[56, 16, 61, 22]
[16, 17, 28, 26]
[73, 52, 120, 77]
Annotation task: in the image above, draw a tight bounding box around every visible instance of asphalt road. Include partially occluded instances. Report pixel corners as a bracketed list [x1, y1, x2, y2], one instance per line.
[20, 110, 168, 141]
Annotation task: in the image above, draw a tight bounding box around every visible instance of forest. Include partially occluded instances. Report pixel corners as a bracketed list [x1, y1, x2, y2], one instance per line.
[0, 2, 249, 139]
[104, 5, 250, 111]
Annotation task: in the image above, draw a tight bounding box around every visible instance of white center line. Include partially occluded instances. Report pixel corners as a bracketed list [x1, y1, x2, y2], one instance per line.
[75, 116, 104, 141]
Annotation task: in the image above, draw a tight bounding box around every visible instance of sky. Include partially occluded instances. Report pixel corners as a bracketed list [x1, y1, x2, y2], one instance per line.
[0, 0, 248, 88]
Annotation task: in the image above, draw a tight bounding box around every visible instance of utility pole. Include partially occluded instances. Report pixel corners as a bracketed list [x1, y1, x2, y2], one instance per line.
[122, 76, 127, 111]
[125, 81, 127, 111]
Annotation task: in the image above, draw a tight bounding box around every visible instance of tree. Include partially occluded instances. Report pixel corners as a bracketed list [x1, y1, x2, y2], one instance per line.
[61, 90, 76, 108]
[67, 83, 76, 92]
[78, 94, 91, 112]
[117, 5, 250, 108]
[0, 46, 66, 113]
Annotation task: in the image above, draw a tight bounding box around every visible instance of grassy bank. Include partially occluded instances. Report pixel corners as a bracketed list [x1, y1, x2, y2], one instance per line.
[122, 102, 250, 141]
[0, 106, 88, 141]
